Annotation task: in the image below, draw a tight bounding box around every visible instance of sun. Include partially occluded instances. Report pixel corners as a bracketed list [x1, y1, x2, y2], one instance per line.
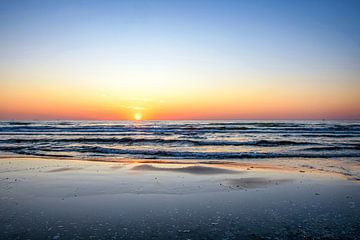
[134, 113, 142, 121]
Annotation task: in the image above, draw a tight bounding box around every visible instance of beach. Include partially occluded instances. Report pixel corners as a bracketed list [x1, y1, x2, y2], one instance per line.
[0, 120, 359, 239]
[0, 157, 359, 240]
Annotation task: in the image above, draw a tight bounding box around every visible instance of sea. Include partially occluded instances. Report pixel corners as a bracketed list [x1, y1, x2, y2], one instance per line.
[0, 120, 359, 161]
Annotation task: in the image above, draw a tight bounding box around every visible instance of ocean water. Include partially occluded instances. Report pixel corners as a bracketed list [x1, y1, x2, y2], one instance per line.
[0, 120, 359, 160]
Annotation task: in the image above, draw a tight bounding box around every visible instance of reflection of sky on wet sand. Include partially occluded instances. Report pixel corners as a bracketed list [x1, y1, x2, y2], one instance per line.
[132, 164, 240, 175]
[0, 158, 359, 239]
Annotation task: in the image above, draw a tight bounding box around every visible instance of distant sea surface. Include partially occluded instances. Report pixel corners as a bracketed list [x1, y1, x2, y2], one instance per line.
[0, 121, 359, 160]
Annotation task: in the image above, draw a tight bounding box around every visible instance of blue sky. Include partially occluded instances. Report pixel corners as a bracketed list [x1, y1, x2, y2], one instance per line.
[1, 0, 359, 70]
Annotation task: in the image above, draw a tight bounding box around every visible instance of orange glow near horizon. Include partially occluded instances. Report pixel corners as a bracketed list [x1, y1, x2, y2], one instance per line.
[0, 81, 359, 120]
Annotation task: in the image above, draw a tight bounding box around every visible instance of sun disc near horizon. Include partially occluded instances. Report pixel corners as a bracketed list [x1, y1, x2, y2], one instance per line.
[134, 113, 142, 121]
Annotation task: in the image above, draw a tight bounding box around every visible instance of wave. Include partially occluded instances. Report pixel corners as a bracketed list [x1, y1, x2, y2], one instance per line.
[6, 122, 33, 126]
[298, 134, 360, 138]
[1, 122, 359, 134]
[69, 146, 360, 159]
[2, 144, 360, 159]
[0, 126, 252, 133]
[303, 145, 360, 151]
[0, 138, 319, 147]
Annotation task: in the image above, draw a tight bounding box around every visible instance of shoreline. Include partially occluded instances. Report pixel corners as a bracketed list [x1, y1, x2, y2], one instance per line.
[1, 155, 359, 182]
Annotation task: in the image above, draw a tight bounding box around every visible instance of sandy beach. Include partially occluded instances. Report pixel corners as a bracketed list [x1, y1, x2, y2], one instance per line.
[1, 157, 359, 240]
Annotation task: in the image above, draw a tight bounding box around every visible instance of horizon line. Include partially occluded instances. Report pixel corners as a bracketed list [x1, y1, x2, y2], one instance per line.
[1, 118, 359, 121]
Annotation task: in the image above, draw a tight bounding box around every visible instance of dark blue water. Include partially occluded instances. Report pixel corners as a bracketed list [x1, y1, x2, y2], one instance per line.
[0, 120, 359, 160]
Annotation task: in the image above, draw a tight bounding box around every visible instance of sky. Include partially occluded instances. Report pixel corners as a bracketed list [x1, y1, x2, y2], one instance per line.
[0, 0, 359, 120]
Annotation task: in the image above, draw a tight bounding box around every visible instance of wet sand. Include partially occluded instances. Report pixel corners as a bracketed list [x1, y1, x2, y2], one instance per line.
[0, 157, 359, 239]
